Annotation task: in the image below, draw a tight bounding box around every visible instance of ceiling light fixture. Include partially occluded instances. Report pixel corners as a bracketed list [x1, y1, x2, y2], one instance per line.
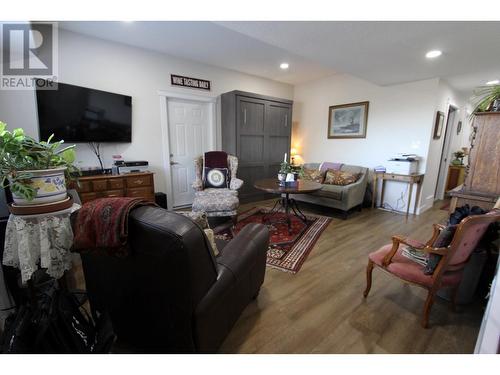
[486, 80, 499, 85]
[425, 50, 442, 59]
[280, 62, 289, 70]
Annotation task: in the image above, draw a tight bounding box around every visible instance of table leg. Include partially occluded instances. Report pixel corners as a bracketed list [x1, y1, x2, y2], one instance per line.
[414, 180, 422, 215]
[372, 175, 377, 209]
[380, 179, 386, 209]
[290, 198, 308, 224]
[406, 182, 413, 219]
[284, 193, 292, 233]
[449, 196, 458, 215]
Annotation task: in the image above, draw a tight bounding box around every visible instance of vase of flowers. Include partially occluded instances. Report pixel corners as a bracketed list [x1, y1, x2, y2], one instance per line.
[0, 122, 79, 206]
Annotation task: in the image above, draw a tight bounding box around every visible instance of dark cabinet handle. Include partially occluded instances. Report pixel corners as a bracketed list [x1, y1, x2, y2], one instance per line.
[285, 114, 288, 127]
[244, 108, 247, 124]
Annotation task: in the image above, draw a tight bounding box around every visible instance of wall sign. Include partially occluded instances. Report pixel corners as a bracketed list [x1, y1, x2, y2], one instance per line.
[171, 74, 211, 91]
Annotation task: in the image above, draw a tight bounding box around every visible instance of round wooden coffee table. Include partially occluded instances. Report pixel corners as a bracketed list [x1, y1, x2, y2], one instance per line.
[254, 178, 322, 233]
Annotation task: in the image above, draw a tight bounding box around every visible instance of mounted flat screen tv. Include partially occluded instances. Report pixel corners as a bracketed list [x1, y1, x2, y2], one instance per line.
[36, 81, 132, 143]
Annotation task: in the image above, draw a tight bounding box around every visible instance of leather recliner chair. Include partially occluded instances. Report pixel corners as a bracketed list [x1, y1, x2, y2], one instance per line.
[80, 206, 269, 353]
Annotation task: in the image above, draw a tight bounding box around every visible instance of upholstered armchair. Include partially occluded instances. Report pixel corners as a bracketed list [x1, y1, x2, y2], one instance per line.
[192, 154, 243, 222]
[363, 209, 500, 328]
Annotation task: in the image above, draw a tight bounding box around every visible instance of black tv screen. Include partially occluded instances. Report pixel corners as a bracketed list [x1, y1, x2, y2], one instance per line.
[36, 82, 132, 142]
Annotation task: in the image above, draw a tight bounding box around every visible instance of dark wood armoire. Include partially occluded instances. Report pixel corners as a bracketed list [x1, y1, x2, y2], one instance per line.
[449, 112, 500, 212]
[221, 90, 293, 201]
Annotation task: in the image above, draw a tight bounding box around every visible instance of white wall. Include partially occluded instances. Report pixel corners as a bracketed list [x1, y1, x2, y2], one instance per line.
[0, 29, 293, 193]
[292, 73, 439, 213]
[419, 79, 468, 211]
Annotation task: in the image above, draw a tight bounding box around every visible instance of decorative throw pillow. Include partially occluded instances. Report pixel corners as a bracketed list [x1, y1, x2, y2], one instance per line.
[302, 168, 325, 183]
[177, 210, 209, 229]
[319, 162, 343, 173]
[423, 225, 457, 275]
[203, 228, 219, 257]
[323, 169, 360, 186]
[203, 167, 230, 189]
[176, 210, 219, 256]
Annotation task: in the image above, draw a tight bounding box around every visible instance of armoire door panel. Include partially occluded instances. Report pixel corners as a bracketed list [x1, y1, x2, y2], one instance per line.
[268, 135, 290, 163]
[267, 104, 291, 136]
[268, 163, 282, 179]
[237, 98, 265, 135]
[238, 165, 266, 195]
[239, 135, 265, 162]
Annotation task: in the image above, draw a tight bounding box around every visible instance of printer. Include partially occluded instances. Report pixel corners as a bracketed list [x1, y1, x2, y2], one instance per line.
[386, 154, 419, 174]
[116, 160, 150, 174]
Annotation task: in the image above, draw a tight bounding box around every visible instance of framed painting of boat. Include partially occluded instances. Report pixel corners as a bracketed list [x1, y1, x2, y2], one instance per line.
[327, 101, 369, 139]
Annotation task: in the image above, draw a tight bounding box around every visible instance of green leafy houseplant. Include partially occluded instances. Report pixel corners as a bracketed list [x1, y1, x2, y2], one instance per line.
[279, 161, 292, 174]
[0, 121, 79, 202]
[451, 150, 465, 165]
[471, 84, 500, 115]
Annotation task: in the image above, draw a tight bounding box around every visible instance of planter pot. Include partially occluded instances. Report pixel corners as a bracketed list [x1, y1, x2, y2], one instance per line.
[11, 167, 68, 206]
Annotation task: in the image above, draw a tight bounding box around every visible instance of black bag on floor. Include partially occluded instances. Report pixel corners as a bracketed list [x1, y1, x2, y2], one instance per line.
[0, 270, 115, 353]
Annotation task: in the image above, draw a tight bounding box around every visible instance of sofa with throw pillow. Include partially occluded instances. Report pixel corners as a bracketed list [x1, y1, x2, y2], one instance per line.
[292, 162, 368, 218]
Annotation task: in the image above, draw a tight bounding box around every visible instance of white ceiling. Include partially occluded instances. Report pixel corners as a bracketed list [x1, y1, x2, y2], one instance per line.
[60, 21, 500, 94]
[59, 21, 334, 84]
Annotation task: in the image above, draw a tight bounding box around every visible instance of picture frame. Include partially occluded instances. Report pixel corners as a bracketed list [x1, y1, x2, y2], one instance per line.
[327, 101, 369, 139]
[433, 111, 445, 139]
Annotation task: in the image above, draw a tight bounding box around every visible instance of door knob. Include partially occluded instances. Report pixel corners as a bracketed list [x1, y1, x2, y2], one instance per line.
[170, 161, 179, 165]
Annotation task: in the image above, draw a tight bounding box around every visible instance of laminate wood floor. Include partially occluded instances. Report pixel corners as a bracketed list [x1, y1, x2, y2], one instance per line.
[218, 200, 484, 354]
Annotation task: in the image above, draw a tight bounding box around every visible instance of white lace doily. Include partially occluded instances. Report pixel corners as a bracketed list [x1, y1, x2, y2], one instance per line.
[2, 204, 80, 283]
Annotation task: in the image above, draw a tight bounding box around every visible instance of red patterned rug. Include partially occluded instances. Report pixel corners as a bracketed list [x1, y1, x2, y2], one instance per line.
[213, 207, 332, 274]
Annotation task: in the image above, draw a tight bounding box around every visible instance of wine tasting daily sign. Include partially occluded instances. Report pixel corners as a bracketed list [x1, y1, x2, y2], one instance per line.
[171, 74, 211, 91]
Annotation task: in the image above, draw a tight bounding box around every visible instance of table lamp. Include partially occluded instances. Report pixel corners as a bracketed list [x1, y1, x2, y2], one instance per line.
[290, 148, 300, 165]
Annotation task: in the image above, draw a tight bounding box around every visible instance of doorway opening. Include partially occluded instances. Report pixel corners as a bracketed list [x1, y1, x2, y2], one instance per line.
[434, 105, 458, 200]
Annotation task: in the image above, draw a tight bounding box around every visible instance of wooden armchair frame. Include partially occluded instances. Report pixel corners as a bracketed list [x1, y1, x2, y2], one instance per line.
[363, 210, 500, 328]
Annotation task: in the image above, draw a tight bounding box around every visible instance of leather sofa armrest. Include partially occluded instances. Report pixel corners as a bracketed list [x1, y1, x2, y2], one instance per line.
[195, 223, 268, 315]
[216, 223, 268, 276]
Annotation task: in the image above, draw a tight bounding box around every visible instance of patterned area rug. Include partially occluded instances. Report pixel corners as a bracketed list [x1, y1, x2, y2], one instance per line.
[213, 207, 332, 274]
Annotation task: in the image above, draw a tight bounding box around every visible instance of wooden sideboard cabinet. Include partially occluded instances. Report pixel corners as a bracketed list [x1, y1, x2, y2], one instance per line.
[449, 112, 500, 213]
[445, 165, 466, 192]
[73, 172, 155, 204]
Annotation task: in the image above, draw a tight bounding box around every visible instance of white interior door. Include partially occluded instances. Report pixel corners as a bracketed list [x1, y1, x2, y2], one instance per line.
[168, 99, 209, 207]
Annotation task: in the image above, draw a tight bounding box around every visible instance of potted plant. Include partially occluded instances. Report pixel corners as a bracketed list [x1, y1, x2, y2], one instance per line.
[0, 121, 79, 206]
[451, 150, 465, 166]
[278, 161, 292, 183]
[471, 84, 500, 114]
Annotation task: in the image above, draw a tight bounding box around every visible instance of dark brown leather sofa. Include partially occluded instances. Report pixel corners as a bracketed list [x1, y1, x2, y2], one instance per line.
[80, 206, 269, 353]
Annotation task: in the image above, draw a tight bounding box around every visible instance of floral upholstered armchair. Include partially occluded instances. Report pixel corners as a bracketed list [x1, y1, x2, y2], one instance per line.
[192, 154, 243, 223]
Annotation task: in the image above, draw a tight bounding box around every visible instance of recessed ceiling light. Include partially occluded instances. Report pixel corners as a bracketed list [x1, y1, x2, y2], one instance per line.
[486, 80, 499, 85]
[425, 50, 442, 59]
[280, 63, 289, 70]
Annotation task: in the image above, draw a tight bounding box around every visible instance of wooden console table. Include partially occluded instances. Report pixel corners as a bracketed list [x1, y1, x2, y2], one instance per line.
[73, 172, 155, 204]
[372, 172, 424, 218]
